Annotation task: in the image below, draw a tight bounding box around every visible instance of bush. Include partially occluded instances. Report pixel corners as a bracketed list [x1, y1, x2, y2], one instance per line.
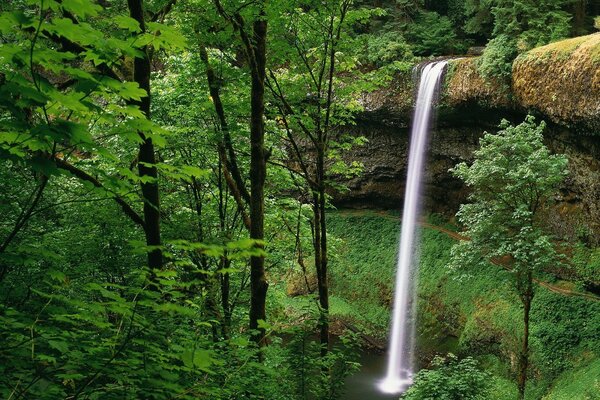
[361, 31, 416, 67]
[401, 354, 492, 400]
[478, 34, 518, 82]
[572, 244, 600, 289]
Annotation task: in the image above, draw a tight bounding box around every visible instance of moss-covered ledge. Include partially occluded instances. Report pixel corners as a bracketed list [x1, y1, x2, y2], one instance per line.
[443, 58, 512, 108]
[359, 33, 600, 132]
[512, 33, 600, 133]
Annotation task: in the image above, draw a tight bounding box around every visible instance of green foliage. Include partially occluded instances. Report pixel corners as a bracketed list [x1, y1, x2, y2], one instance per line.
[490, 0, 571, 50]
[478, 34, 518, 81]
[450, 116, 568, 280]
[406, 11, 466, 56]
[463, 0, 495, 38]
[571, 244, 600, 289]
[472, 0, 571, 80]
[0, 270, 217, 398]
[283, 324, 360, 400]
[401, 354, 492, 400]
[530, 289, 600, 378]
[326, 211, 400, 338]
[360, 31, 416, 67]
[541, 358, 600, 400]
[1, 0, 598, 399]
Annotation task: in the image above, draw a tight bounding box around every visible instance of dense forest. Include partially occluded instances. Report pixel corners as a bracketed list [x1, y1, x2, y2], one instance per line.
[1, 0, 599, 399]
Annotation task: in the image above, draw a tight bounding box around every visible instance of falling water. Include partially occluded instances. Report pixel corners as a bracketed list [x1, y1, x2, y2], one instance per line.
[378, 61, 448, 395]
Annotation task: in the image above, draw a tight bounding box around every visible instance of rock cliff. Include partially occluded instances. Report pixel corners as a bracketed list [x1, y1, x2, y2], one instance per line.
[336, 34, 600, 242]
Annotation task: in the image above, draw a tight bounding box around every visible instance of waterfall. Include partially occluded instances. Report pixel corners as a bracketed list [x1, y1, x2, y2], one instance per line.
[378, 61, 448, 394]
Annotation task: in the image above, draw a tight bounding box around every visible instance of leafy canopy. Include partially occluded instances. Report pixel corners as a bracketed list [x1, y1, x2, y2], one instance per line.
[450, 116, 568, 278]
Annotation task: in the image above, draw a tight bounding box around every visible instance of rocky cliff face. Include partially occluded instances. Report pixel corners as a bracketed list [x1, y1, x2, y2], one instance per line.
[335, 34, 600, 242]
[333, 122, 479, 214]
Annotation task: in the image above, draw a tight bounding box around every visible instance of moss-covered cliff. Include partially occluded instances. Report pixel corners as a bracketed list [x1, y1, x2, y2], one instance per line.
[443, 57, 512, 109]
[360, 33, 600, 131]
[513, 33, 600, 133]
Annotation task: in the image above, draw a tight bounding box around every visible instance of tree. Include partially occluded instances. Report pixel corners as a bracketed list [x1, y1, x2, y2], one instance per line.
[474, 0, 571, 79]
[127, 0, 163, 273]
[266, 0, 377, 356]
[450, 116, 568, 399]
[210, 0, 270, 349]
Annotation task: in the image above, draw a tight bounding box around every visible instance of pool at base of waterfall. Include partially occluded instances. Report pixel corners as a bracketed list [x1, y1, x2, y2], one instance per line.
[342, 351, 409, 400]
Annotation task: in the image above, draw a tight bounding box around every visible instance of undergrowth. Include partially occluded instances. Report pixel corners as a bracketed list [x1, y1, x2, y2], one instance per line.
[326, 210, 600, 399]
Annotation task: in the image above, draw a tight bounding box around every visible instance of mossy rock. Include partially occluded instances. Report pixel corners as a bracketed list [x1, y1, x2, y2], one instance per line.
[512, 33, 600, 133]
[443, 57, 513, 109]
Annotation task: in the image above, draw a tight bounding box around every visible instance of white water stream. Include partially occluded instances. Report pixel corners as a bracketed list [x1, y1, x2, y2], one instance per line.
[378, 61, 448, 394]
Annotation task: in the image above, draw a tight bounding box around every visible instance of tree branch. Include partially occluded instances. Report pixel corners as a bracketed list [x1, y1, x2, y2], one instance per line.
[150, 0, 177, 22]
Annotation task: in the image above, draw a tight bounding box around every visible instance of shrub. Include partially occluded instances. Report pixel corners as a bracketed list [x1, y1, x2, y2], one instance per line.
[362, 31, 416, 66]
[478, 34, 518, 81]
[401, 354, 492, 400]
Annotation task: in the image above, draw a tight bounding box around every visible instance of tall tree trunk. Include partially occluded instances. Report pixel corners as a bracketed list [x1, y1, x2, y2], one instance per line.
[128, 0, 162, 272]
[517, 272, 533, 400]
[314, 150, 329, 356]
[248, 17, 269, 348]
[217, 163, 232, 340]
[207, 1, 269, 349]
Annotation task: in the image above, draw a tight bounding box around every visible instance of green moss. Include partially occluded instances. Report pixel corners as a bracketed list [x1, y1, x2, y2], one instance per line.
[524, 33, 600, 63]
[522, 36, 589, 63]
[512, 33, 600, 131]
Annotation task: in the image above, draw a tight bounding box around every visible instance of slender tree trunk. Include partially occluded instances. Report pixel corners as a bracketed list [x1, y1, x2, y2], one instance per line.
[517, 272, 533, 400]
[220, 256, 232, 339]
[189, 179, 221, 342]
[201, 5, 269, 348]
[248, 17, 269, 348]
[217, 164, 232, 340]
[314, 149, 329, 356]
[128, 0, 162, 271]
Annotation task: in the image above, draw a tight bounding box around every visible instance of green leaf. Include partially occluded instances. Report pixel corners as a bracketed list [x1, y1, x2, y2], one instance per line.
[48, 270, 67, 283]
[105, 79, 147, 101]
[48, 340, 69, 353]
[61, 0, 102, 18]
[113, 15, 141, 33]
[182, 349, 214, 371]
